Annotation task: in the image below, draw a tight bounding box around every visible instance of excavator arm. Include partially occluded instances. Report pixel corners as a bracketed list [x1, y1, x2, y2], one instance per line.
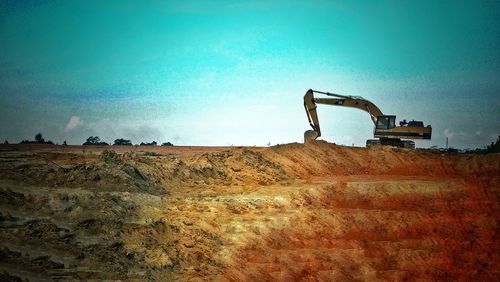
[304, 89, 383, 141]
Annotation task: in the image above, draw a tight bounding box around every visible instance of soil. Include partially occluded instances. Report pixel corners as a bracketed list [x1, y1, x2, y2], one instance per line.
[0, 141, 498, 281]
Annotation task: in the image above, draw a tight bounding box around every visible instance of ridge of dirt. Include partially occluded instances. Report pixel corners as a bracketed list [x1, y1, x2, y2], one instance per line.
[265, 141, 499, 178]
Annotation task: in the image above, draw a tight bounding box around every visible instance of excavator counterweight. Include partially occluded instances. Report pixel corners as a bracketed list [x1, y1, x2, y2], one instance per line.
[303, 89, 432, 148]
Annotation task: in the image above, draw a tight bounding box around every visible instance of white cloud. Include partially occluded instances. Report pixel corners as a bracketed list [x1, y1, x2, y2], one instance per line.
[65, 116, 82, 132]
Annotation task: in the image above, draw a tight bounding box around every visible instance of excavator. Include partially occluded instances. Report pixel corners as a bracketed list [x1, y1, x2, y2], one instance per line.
[304, 89, 432, 148]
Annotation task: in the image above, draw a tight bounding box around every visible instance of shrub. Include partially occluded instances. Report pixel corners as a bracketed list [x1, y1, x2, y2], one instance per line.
[140, 141, 157, 146]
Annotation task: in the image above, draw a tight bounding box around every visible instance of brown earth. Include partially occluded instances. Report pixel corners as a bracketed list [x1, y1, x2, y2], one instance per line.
[0, 141, 498, 281]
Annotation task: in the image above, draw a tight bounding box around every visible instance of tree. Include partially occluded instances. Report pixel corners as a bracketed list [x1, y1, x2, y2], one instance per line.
[3, 140, 8, 145]
[83, 136, 108, 146]
[84, 136, 99, 145]
[90, 136, 100, 144]
[114, 138, 132, 146]
[63, 140, 67, 146]
[161, 142, 174, 146]
[35, 133, 45, 143]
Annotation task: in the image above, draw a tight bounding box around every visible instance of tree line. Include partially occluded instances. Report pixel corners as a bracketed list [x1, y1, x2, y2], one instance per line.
[5, 133, 174, 146]
[83, 136, 173, 146]
[18, 133, 54, 145]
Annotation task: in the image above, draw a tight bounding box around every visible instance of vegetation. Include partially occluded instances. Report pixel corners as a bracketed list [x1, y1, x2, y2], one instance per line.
[36, 133, 45, 143]
[20, 133, 54, 144]
[143, 151, 162, 156]
[465, 135, 500, 154]
[82, 137, 173, 147]
[114, 138, 132, 146]
[485, 135, 500, 153]
[429, 135, 500, 154]
[83, 136, 109, 146]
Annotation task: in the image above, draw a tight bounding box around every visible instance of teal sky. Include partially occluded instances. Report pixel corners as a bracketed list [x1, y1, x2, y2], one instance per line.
[1, 0, 499, 148]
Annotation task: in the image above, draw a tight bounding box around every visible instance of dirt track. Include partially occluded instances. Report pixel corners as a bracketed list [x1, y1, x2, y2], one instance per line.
[0, 141, 498, 281]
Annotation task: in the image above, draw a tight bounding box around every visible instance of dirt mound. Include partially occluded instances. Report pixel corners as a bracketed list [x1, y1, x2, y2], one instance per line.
[0, 148, 289, 194]
[106, 148, 290, 190]
[179, 149, 288, 185]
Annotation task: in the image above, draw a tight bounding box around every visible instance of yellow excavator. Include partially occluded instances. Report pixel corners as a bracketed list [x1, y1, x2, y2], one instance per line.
[304, 89, 432, 148]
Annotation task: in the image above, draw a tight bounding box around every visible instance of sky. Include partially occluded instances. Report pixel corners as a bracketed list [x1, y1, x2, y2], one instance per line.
[0, 0, 499, 148]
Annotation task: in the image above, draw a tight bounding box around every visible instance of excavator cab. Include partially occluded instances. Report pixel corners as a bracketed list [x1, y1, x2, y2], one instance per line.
[375, 115, 396, 130]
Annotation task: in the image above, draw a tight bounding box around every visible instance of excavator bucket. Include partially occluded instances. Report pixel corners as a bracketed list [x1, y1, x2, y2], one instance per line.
[304, 130, 319, 143]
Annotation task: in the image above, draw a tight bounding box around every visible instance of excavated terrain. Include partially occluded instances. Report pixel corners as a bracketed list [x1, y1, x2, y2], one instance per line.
[0, 141, 498, 281]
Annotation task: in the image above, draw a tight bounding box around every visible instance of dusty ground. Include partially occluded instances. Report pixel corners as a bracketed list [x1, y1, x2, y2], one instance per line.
[0, 141, 498, 281]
